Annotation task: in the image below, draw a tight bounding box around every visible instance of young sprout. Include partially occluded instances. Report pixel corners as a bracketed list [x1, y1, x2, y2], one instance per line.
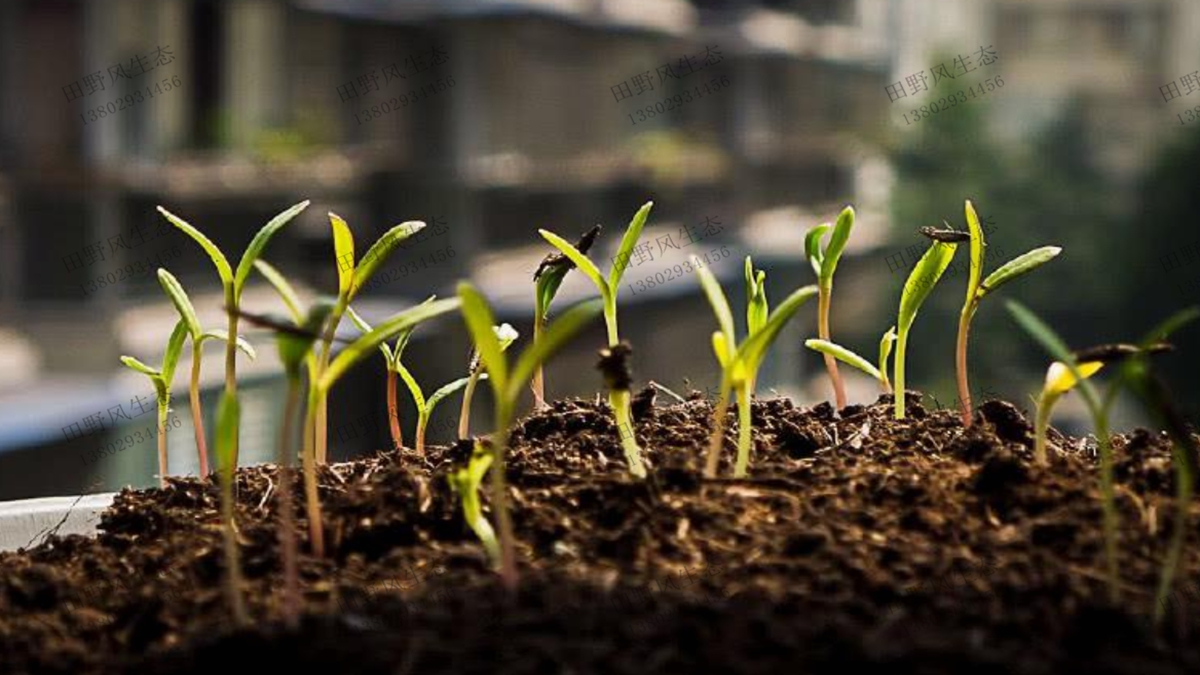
[459, 324, 520, 440]
[804, 326, 897, 393]
[894, 240, 958, 419]
[157, 269, 256, 476]
[1005, 302, 1193, 603]
[118, 321, 189, 488]
[531, 225, 600, 410]
[157, 201, 309, 477]
[538, 202, 652, 477]
[448, 440, 501, 565]
[457, 281, 602, 589]
[314, 216, 432, 465]
[1032, 360, 1104, 465]
[951, 200, 1061, 426]
[345, 300, 432, 452]
[804, 206, 855, 408]
[695, 256, 818, 478]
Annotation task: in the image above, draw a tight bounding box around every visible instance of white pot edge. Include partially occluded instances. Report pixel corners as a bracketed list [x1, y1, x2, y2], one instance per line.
[0, 493, 118, 553]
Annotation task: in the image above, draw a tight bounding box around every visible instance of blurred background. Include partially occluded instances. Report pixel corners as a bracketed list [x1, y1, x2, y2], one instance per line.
[0, 0, 1197, 500]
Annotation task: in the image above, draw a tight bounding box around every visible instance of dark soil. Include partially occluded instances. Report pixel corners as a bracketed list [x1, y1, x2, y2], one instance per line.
[3, 391, 1200, 674]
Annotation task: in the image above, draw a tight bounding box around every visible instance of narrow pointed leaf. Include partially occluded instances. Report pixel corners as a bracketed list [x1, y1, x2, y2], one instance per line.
[253, 260, 304, 324]
[805, 339, 883, 381]
[899, 242, 957, 333]
[346, 305, 392, 362]
[395, 362, 426, 410]
[711, 331, 731, 368]
[120, 355, 160, 377]
[878, 326, 897, 378]
[199, 330, 257, 360]
[964, 200, 985, 303]
[457, 283, 508, 392]
[329, 212, 356, 297]
[509, 298, 603, 400]
[428, 374, 488, 414]
[818, 206, 855, 284]
[693, 254, 736, 347]
[157, 206, 234, 287]
[738, 284, 818, 371]
[1005, 300, 1100, 409]
[233, 200, 310, 297]
[539, 229, 608, 299]
[156, 268, 202, 338]
[352, 221, 425, 298]
[1139, 306, 1200, 346]
[804, 223, 829, 276]
[608, 201, 653, 288]
[160, 319, 190, 385]
[980, 246, 1062, 295]
[322, 298, 461, 391]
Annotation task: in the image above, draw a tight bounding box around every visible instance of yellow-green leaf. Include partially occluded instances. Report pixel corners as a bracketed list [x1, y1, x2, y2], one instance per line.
[608, 201, 653, 288]
[351, 221, 425, 298]
[321, 297, 461, 391]
[964, 200, 985, 304]
[253, 260, 304, 324]
[805, 339, 883, 382]
[981, 246, 1062, 295]
[329, 212, 355, 297]
[157, 268, 202, 338]
[899, 242, 957, 333]
[457, 283, 508, 393]
[693, 254, 736, 348]
[233, 200, 310, 297]
[818, 206, 855, 284]
[539, 229, 608, 299]
[804, 223, 829, 276]
[157, 206, 234, 288]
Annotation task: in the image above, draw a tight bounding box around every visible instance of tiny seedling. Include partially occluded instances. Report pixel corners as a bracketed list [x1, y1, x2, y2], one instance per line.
[695, 255, 818, 477]
[118, 320, 189, 488]
[457, 281, 603, 589]
[1006, 302, 1195, 604]
[157, 268, 255, 477]
[314, 215, 432, 465]
[531, 225, 600, 410]
[804, 206, 855, 408]
[1032, 360, 1104, 466]
[459, 324, 520, 439]
[538, 202, 652, 477]
[894, 240, 958, 419]
[448, 440, 501, 565]
[950, 201, 1061, 426]
[804, 326, 896, 393]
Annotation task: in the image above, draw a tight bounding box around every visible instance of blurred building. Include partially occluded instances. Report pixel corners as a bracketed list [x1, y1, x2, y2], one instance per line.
[0, 0, 889, 499]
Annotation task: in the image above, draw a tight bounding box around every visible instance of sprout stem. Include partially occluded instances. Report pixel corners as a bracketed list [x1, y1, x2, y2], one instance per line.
[1033, 391, 1054, 465]
[734, 385, 753, 478]
[387, 368, 404, 451]
[156, 401, 169, 489]
[459, 369, 480, 440]
[278, 376, 302, 628]
[817, 285, 847, 409]
[189, 344, 209, 477]
[530, 312, 548, 411]
[894, 328, 909, 419]
[301, 387, 326, 557]
[416, 412, 428, 457]
[704, 381, 732, 478]
[490, 403, 517, 591]
[611, 389, 647, 477]
[223, 299, 240, 467]
[955, 309, 975, 426]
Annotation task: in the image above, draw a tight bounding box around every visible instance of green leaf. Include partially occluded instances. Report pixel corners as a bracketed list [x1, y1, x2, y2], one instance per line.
[964, 200, 985, 304]
[428, 374, 487, 415]
[329, 212, 356, 298]
[818, 206, 855, 284]
[345, 305, 393, 363]
[1005, 300, 1100, 410]
[980, 246, 1062, 295]
[745, 258, 768, 335]
[232, 200, 310, 298]
[351, 221, 424, 298]
[607, 201, 653, 288]
[253, 260, 304, 324]
[457, 283, 508, 393]
[539, 229, 608, 299]
[321, 298, 461, 391]
[508, 298, 603, 400]
[215, 391, 240, 474]
[157, 206, 234, 288]
[805, 339, 883, 382]
[120, 355, 160, 377]
[878, 326, 897, 380]
[738, 284, 818, 372]
[899, 242, 957, 333]
[711, 331, 732, 369]
[804, 223, 829, 276]
[199, 330, 257, 360]
[693, 254, 736, 348]
[157, 268, 202, 338]
[160, 319, 190, 385]
[1139, 306, 1200, 346]
[395, 362, 426, 412]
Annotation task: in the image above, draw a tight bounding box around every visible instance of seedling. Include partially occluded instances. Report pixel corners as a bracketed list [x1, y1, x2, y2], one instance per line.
[538, 201, 652, 477]
[804, 206, 855, 408]
[118, 321, 189, 488]
[459, 324, 520, 439]
[695, 255, 818, 477]
[345, 300, 432, 452]
[894, 240, 958, 419]
[157, 268, 255, 476]
[448, 440, 501, 565]
[1032, 360, 1104, 465]
[314, 215, 432, 465]
[531, 225, 600, 410]
[950, 201, 1061, 426]
[157, 201, 309, 476]
[1006, 302, 1195, 603]
[804, 326, 896, 393]
[457, 281, 602, 589]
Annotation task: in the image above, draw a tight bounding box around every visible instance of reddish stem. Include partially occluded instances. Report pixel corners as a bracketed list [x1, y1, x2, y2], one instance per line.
[387, 369, 404, 452]
[956, 310, 973, 427]
[818, 285, 847, 409]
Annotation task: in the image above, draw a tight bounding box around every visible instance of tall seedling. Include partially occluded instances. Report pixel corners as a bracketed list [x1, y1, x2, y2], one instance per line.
[894, 241, 958, 419]
[118, 320, 189, 488]
[531, 225, 600, 410]
[804, 206, 854, 408]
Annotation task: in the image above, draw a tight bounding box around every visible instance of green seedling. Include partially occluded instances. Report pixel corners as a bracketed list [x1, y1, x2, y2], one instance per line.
[804, 206, 855, 408]
[538, 202, 652, 477]
[314, 215, 431, 465]
[695, 256, 818, 478]
[894, 240, 958, 419]
[118, 321, 189, 488]
[531, 225, 600, 410]
[804, 326, 896, 393]
[448, 440, 501, 565]
[157, 201, 308, 475]
[1006, 302, 1195, 604]
[1032, 360, 1104, 466]
[951, 200, 1061, 426]
[459, 324, 520, 440]
[457, 281, 603, 589]
[157, 269, 256, 477]
[270, 298, 336, 629]
[299, 297, 461, 556]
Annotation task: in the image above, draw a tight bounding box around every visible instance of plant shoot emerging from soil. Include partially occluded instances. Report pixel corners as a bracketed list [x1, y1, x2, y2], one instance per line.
[894, 240, 958, 419]
[459, 324, 519, 440]
[804, 327, 896, 393]
[804, 206, 855, 409]
[695, 255, 817, 478]
[448, 440, 501, 565]
[538, 202, 653, 477]
[457, 281, 602, 588]
[118, 320, 189, 488]
[1032, 360, 1104, 465]
[950, 200, 1061, 427]
[531, 225, 599, 411]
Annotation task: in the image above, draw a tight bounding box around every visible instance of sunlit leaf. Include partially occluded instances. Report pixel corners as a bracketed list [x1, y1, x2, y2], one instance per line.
[539, 229, 608, 300]
[321, 298, 461, 391]
[395, 362, 426, 410]
[157, 268, 202, 338]
[964, 200, 985, 304]
[693, 255, 736, 347]
[899, 242, 957, 333]
[157, 206, 234, 287]
[120, 355, 160, 377]
[199, 330, 257, 360]
[980, 246, 1062, 295]
[1045, 360, 1104, 396]
[457, 283, 508, 392]
[804, 223, 829, 276]
[329, 212, 356, 297]
[352, 221, 425, 298]
[254, 260, 304, 324]
[428, 374, 487, 414]
[160, 319, 190, 385]
[608, 201, 653, 288]
[1005, 299, 1100, 410]
[878, 326, 897, 381]
[818, 206, 855, 284]
[805, 339, 883, 382]
[233, 200, 310, 297]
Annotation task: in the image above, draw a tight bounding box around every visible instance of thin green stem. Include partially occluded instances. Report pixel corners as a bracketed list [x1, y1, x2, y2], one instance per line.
[955, 306, 975, 427]
[734, 384, 752, 478]
[459, 369, 480, 440]
[817, 283, 846, 409]
[387, 368, 403, 451]
[1095, 412, 1120, 603]
[894, 328, 909, 419]
[611, 389, 646, 477]
[301, 387, 326, 557]
[223, 292, 239, 468]
[416, 411, 428, 457]
[704, 381, 732, 478]
[189, 342, 209, 476]
[216, 391, 247, 626]
[156, 400, 169, 488]
[530, 309, 547, 411]
[491, 401, 517, 591]
[278, 377, 302, 628]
